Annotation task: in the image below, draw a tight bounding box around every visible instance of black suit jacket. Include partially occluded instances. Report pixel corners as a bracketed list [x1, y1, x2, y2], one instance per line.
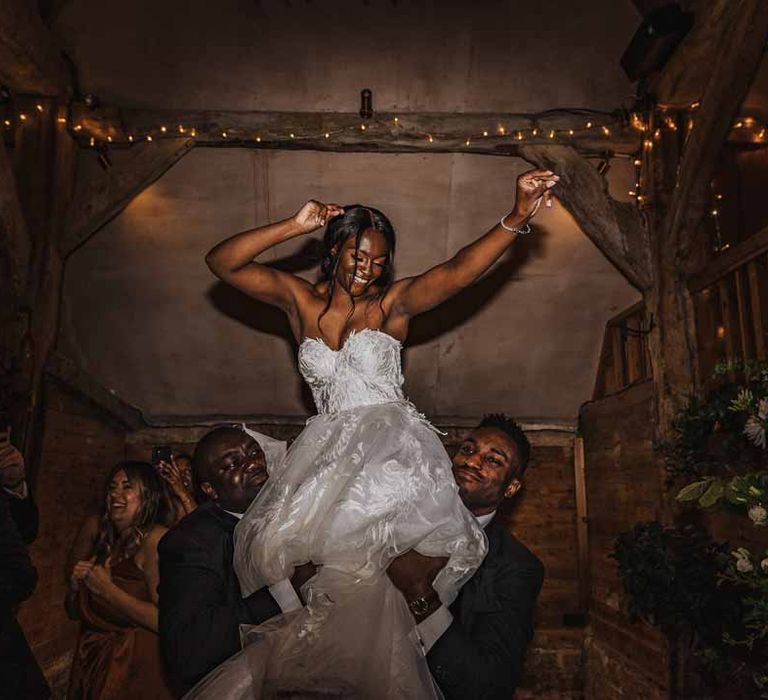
[0, 491, 49, 700]
[158, 501, 281, 697]
[427, 521, 544, 700]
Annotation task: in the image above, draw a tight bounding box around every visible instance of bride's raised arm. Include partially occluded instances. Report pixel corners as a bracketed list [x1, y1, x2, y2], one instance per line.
[205, 200, 344, 312]
[388, 169, 558, 319]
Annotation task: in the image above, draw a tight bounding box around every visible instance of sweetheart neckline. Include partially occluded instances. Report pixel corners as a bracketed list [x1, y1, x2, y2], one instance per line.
[300, 328, 402, 353]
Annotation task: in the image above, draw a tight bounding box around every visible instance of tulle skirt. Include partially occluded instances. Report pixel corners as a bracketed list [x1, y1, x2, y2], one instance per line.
[185, 401, 487, 699]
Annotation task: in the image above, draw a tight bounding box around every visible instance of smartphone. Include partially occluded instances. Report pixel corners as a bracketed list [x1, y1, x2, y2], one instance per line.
[152, 445, 173, 466]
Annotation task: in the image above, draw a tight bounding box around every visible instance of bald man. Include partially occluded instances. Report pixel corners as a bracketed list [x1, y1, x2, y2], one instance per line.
[158, 426, 282, 696]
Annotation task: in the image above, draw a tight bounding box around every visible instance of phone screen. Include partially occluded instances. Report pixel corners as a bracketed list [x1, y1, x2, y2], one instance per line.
[152, 445, 173, 465]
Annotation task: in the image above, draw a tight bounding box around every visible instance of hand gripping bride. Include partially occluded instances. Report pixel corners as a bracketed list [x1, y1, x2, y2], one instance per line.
[192, 169, 558, 699]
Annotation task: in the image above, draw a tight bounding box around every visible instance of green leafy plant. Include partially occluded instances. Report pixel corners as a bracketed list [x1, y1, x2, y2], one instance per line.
[613, 522, 766, 697]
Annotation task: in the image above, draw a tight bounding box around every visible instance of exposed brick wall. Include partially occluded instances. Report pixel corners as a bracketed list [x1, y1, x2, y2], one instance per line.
[18, 378, 128, 696]
[130, 422, 585, 698]
[579, 381, 670, 699]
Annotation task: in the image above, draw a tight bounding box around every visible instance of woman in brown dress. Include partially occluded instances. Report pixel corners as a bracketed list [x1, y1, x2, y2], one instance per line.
[66, 461, 172, 699]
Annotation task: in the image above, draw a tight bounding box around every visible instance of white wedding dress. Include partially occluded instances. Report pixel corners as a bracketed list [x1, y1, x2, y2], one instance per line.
[186, 329, 487, 699]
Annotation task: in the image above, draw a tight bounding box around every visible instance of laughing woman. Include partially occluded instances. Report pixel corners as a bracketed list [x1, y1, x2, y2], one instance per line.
[67, 462, 173, 700]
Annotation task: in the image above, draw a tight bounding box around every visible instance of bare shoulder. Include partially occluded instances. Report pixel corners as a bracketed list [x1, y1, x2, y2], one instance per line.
[142, 524, 169, 553]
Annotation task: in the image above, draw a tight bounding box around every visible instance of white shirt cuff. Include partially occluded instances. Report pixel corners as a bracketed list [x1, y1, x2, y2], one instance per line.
[3, 480, 28, 499]
[417, 605, 453, 653]
[268, 578, 303, 613]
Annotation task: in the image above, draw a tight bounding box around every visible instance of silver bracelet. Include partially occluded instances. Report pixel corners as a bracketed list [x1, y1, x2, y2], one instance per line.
[500, 215, 532, 235]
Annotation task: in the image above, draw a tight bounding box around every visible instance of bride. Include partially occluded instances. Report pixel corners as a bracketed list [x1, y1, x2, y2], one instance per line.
[194, 169, 558, 699]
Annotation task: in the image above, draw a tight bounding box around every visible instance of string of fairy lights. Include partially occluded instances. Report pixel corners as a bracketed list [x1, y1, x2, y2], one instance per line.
[2, 95, 767, 227]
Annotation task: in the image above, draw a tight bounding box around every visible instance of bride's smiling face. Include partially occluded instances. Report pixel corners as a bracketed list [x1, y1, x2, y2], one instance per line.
[333, 228, 390, 297]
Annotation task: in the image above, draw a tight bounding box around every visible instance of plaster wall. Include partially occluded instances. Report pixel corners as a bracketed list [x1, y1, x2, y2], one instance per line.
[56, 0, 642, 421]
[61, 148, 639, 420]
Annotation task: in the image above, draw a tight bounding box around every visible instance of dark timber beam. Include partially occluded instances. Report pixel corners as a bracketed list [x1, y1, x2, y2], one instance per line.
[0, 138, 31, 306]
[518, 144, 651, 290]
[45, 352, 145, 430]
[647, 0, 768, 435]
[650, 0, 761, 108]
[70, 105, 643, 156]
[0, 0, 67, 94]
[62, 137, 195, 256]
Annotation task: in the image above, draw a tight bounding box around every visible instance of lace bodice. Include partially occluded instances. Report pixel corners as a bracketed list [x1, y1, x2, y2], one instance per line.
[298, 329, 405, 413]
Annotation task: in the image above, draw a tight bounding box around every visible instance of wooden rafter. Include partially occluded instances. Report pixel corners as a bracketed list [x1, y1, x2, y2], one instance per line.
[62, 137, 195, 255]
[0, 138, 31, 305]
[519, 144, 651, 290]
[70, 106, 642, 156]
[651, 0, 746, 109]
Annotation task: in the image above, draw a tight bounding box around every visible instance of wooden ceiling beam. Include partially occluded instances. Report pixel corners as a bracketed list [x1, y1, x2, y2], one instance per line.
[519, 144, 651, 290]
[0, 138, 31, 306]
[69, 105, 643, 156]
[62, 137, 195, 256]
[650, 0, 765, 109]
[0, 0, 68, 95]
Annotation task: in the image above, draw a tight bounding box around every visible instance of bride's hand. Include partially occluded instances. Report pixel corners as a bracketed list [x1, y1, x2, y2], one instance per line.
[511, 169, 559, 220]
[293, 200, 344, 234]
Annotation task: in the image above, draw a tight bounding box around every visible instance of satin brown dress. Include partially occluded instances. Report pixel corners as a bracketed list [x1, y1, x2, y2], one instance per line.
[67, 556, 173, 700]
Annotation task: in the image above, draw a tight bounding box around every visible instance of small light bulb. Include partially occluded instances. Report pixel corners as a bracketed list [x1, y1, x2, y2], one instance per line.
[324, 132, 330, 139]
[57, 117, 67, 124]
[744, 117, 755, 127]
[633, 159, 642, 166]
[147, 135, 153, 141]
[734, 121, 743, 128]
[74, 124, 82, 131]
[128, 134, 134, 142]
[465, 139, 471, 146]
[190, 129, 196, 137]
[361, 124, 366, 131]
[19, 113, 27, 121]
[602, 126, 611, 136]
[516, 131, 523, 140]
[532, 128, 538, 136]
[568, 129, 574, 136]
[89, 137, 95, 146]
[548, 130, 555, 139]
[3, 119, 10, 126]
[178, 125, 185, 133]
[711, 209, 719, 216]
[483, 130, 488, 137]
[428, 135, 433, 143]
[586, 121, 593, 129]
[161, 126, 167, 133]
[107, 136, 112, 142]
[637, 195, 644, 202]
[628, 190, 636, 196]
[256, 136, 261, 142]
[498, 126, 505, 135]
[221, 131, 227, 138]
[393, 117, 399, 124]
[715, 194, 723, 200]
[690, 101, 700, 109]
[36, 104, 43, 112]
[643, 139, 653, 149]
[290, 133, 295, 139]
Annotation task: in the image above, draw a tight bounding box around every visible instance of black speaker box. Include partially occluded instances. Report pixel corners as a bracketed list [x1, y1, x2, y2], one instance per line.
[621, 3, 695, 82]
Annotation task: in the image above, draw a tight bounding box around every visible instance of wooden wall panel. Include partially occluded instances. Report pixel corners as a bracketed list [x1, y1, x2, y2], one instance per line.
[579, 381, 670, 699]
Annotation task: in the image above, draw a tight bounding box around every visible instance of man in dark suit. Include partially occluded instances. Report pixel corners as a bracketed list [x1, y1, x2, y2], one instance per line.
[158, 426, 310, 697]
[388, 414, 544, 700]
[0, 443, 50, 700]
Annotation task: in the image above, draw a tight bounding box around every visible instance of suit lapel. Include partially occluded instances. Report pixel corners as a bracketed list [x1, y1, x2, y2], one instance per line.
[456, 525, 504, 629]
